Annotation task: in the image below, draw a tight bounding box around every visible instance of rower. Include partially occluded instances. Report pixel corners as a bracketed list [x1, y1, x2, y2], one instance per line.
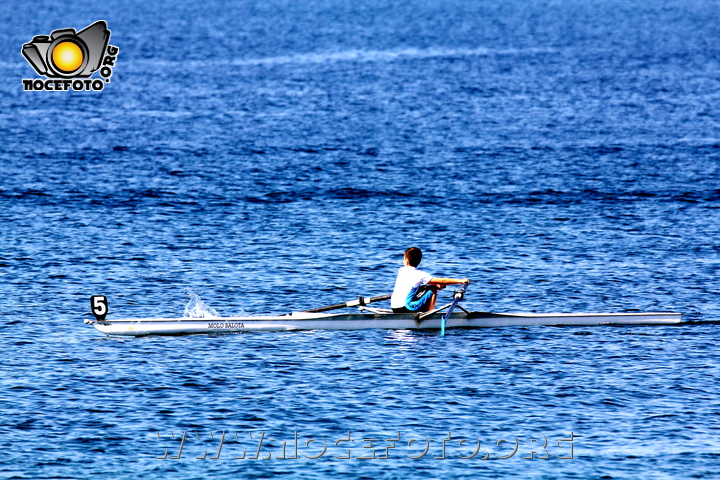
[390, 247, 470, 314]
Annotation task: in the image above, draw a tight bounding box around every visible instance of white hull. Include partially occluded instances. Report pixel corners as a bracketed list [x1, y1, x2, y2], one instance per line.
[90, 311, 683, 336]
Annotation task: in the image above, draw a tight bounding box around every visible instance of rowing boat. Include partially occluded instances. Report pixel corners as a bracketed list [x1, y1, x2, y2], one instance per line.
[86, 310, 682, 337]
[85, 287, 681, 336]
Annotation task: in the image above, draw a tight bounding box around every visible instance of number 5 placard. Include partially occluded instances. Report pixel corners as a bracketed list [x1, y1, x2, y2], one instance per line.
[90, 295, 108, 321]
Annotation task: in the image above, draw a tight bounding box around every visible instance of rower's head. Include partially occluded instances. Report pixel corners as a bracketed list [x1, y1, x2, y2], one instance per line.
[404, 247, 422, 267]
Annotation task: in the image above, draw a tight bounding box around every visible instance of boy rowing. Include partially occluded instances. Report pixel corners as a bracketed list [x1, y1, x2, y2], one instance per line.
[390, 247, 470, 313]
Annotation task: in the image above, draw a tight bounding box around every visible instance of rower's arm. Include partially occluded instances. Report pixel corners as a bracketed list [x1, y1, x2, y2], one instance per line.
[428, 277, 470, 286]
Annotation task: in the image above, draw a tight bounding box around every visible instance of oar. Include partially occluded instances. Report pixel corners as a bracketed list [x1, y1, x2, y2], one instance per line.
[441, 282, 469, 336]
[302, 294, 392, 313]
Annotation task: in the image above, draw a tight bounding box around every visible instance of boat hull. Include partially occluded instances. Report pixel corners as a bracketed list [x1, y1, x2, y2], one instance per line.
[90, 311, 683, 336]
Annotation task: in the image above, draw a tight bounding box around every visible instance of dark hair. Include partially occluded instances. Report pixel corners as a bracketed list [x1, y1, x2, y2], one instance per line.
[404, 247, 422, 267]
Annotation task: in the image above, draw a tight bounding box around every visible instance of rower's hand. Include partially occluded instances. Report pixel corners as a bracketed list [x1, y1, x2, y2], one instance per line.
[461, 278, 470, 284]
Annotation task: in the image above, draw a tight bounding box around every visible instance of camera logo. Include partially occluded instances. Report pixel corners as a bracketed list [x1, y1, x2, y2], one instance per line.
[22, 21, 120, 92]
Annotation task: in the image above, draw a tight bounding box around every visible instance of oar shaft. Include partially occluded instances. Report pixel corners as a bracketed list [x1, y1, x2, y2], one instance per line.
[303, 294, 391, 313]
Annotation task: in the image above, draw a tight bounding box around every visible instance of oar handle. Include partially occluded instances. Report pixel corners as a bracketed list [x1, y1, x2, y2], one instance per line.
[303, 294, 391, 313]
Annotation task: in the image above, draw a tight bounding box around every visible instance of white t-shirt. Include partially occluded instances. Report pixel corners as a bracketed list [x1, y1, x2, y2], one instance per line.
[390, 266, 432, 308]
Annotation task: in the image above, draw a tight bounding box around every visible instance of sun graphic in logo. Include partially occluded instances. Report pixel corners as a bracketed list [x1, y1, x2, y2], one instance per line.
[51, 41, 84, 73]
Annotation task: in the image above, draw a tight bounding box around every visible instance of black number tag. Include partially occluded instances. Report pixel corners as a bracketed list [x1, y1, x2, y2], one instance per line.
[91, 295, 108, 321]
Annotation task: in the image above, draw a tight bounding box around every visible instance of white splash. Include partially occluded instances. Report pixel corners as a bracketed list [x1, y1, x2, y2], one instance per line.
[228, 308, 249, 318]
[182, 289, 221, 319]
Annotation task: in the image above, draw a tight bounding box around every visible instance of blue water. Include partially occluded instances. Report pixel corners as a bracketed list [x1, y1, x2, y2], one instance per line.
[2, 0, 720, 477]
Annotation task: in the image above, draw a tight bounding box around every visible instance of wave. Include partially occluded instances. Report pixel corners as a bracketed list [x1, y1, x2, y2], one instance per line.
[230, 46, 557, 67]
[134, 46, 557, 70]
